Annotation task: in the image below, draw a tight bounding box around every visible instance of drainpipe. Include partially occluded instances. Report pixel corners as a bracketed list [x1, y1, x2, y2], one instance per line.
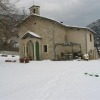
[85, 32, 88, 54]
[34, 42, 36, 60]
[52, 22, 56, 60]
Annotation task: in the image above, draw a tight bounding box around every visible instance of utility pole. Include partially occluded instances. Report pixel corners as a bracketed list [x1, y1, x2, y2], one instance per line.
[52, 22, 57, 60]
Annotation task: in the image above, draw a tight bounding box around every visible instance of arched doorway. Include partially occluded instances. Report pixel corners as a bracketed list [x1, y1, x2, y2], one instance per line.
[35, 41, 40, 60]
[26, 40, 34, 60]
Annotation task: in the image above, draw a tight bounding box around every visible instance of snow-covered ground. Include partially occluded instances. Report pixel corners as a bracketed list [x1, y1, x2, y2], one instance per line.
[0, 55, 100, 100]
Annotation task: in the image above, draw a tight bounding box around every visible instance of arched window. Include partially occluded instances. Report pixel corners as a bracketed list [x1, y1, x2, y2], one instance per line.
[90, 34, 92, 42]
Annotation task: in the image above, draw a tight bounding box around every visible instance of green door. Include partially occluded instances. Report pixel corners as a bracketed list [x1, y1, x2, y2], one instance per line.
[35, 42, 40, 60]
[32, 44, 34, 60]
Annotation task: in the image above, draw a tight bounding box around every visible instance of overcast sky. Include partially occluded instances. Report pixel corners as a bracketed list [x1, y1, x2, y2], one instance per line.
[15, 0, 100, 27]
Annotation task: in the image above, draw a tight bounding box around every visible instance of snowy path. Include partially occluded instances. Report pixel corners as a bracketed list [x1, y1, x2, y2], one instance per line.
[36, 66, 83, 100]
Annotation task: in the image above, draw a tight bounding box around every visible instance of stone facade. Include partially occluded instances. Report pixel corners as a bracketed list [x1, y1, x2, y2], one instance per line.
[17, 4, 97, 60]
[17, 14, 97, 60]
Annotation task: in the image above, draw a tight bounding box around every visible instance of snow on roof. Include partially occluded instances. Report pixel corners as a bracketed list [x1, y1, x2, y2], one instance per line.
[30, 14, 96, 34]
[21, 31, 41, 39]
[16, 14, 96, 34]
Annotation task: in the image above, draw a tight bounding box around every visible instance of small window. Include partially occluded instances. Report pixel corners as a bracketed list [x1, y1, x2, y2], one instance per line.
[33, 9, 36, 13]
[43, 45, 47, 52]
[90, 34, 92, 42]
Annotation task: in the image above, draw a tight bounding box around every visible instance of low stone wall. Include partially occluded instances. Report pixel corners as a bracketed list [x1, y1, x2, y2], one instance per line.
[0, 51, 19, 55]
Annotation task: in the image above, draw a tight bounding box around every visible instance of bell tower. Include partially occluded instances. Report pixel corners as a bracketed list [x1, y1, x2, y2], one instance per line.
[29, 5, 40, 15]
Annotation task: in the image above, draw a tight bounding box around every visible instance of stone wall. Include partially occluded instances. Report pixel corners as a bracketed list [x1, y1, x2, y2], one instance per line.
[0, 51, 19, 55]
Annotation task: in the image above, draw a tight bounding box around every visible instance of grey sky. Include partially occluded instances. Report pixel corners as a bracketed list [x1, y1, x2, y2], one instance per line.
[15, 0, 100, 27]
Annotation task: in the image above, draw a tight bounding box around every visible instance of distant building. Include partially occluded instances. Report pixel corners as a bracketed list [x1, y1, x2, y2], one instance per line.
[17, 5, 98, 60]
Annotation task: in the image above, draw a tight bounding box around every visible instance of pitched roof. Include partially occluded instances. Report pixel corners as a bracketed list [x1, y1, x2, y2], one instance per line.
[16, 14, 96, 34]
[21, 31, 41, 39]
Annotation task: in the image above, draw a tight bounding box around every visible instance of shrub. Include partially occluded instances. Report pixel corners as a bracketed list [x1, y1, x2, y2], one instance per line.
[19, 58, 24, 63]
[24, 58, 29, 63]
[95, 75, 99, 77]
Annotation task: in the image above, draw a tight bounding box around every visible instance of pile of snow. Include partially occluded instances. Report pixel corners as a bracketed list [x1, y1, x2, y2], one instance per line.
[0, 54, 19, 63]
[0, 55, 100, 100]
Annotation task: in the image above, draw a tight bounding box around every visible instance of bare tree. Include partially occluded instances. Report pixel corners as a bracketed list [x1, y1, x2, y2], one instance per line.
[0, 0, 26, 51]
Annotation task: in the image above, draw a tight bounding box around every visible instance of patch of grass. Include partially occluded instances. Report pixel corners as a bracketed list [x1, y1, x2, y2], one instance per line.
[95, 75, 99, 77]
[84, 73, 99, 77]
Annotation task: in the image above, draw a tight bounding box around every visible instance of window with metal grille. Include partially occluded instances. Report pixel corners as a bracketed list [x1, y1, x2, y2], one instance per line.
[43, 45, 47, 52]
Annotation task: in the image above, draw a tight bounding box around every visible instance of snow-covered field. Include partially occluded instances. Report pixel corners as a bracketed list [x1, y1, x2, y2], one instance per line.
[0, 55, 100, 100]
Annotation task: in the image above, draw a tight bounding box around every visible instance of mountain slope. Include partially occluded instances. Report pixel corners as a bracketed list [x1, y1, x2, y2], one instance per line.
[87, 19, 100, 45]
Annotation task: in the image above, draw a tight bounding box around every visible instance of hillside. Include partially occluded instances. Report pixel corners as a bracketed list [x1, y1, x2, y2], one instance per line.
[87, 19, 100, 46]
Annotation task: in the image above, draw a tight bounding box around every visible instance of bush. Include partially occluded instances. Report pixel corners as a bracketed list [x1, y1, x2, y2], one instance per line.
[95, 75, 99, 77]
[25, 58, 29, 63]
